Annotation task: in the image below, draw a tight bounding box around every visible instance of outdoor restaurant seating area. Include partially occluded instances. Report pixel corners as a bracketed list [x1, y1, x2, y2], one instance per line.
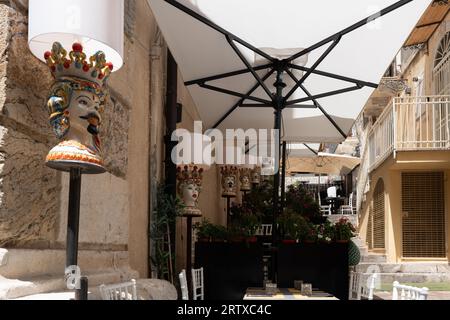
[2, 0, 450, 308]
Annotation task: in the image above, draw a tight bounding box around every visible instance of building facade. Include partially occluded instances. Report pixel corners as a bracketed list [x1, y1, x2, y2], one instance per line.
[357, 5, 450, 267]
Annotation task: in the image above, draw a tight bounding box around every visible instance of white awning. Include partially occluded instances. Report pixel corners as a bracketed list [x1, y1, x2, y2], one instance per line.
[148, 0, 430, 143]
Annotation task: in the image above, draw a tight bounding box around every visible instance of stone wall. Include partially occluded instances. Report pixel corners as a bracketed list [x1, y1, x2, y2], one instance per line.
[0, 1, 59, 247]
[0, 0, 158, 281]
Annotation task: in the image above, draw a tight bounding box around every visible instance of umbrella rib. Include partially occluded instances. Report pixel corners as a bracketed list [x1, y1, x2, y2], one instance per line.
[199, 83, 272, 104]
[286, 0, 413, 62]
[242, 104, 316, 109]
[185, 64, 273, 86]
[164, 0, 275, 62]
[285, 68, 348, 139]
[211, 69, 276, 129]
[300, 84, 348, 139]
[286, 85, 363, 105]
[303, 143, 319, 155]
[284, 36, 341, 102]
[287, 64, 379, 89]
[226, 35, 274, 100]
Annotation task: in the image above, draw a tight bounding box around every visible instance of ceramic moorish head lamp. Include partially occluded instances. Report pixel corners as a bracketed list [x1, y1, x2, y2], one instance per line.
[177, 165, 204, 217]
[221, 166, 239, 198]
[42, 42, 113, 173]
[28, 0, 124, 174]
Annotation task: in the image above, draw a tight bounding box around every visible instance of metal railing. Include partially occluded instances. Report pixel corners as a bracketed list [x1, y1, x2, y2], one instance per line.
[368, 95, 450, 172]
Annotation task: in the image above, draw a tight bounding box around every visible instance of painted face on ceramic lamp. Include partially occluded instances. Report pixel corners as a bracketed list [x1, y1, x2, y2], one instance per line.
[182, 183, 200, 207]
[66, 91, 102, 150]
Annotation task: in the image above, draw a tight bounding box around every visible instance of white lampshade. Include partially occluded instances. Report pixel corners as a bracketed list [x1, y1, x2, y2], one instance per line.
[28, 0, 124, 71]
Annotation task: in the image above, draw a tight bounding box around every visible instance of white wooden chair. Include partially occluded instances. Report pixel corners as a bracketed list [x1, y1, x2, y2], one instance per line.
[318, 193, 332, 215]
[255, 224, 273, 236]
[349, 271, 377, 300]
[361, 272, 377, 300]
[192, 267, 204, 300]
[179, 269, 189, 300]
[392, 281, 429, 300]
[340, 193, 355, 214]
[99, 279, 137, 300]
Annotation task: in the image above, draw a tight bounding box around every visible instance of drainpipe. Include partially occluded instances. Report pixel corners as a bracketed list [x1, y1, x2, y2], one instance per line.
[164, 50, 178, 268]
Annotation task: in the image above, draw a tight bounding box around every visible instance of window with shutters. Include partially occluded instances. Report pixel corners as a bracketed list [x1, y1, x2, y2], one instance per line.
[402, 172, 446, 258]
[366, 204, 373, 250]
[373, 179, 385, 249]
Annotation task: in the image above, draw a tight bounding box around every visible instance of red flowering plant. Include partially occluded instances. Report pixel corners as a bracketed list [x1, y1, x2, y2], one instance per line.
[334, 217, 356, 241]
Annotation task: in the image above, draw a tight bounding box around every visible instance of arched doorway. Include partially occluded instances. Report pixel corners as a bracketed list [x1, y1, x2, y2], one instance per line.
[372, 179, 385, 249]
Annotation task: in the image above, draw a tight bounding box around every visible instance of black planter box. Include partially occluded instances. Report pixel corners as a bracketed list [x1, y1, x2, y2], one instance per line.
[195, 242, 264, 300]
[195, 242, 349, 300]
[277, 242, 349, 300]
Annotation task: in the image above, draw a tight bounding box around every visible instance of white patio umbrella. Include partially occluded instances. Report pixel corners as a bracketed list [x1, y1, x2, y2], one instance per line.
[148, 0, 430, 242]
[148, 0, 430, 142]
[287, 153, 361, 176]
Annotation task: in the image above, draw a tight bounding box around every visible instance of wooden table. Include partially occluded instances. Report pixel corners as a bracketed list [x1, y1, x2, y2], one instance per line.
[243, 288, 339, 300]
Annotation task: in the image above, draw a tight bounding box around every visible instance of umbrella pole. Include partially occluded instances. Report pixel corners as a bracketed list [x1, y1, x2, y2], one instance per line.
[272, 69, 284, 244]
[281, 141, 287, 209]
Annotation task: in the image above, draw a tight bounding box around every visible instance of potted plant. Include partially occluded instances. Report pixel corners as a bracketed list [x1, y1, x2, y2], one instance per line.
[227, 225, 246, 243]
[334, 217, 356, 243]
[211, 225, 228, 243]
[303, 223, 317, 244]
[316, 221, 334, 244]
[240, 213, 260, 243]
[194, 219, 215, 242]
[277, 210, 307, 244]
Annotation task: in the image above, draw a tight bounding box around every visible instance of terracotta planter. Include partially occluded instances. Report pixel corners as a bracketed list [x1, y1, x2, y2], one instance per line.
[336, 240, 349, 244]
[246, 236, 258, 243]
[304, 240, 315, 244]
[282, 239, 297, 244]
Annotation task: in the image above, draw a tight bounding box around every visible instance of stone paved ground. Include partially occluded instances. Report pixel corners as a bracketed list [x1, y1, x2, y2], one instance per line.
[374, 291, 450, 300]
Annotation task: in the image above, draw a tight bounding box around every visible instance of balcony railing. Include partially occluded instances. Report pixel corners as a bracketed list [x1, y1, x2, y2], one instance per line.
[368, 95, 450, 172]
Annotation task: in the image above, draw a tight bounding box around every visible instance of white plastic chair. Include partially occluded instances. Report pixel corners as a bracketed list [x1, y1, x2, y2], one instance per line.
[340, 193, 355, 214]
[392, 281, 429, 300]
[192, 267, 204, 300]
[318, 193, 332, 215]
[255, 224, 273, 236]
[99, 279, 137, 300]
[179, 269, 189, 300]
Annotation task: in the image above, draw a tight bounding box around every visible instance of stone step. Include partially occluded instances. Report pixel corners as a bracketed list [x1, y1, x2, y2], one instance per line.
[1, 269, 138, 300]
[356, 262, 450, 274]
[372, 273, 450, 284]
[360, 254, 387, 263]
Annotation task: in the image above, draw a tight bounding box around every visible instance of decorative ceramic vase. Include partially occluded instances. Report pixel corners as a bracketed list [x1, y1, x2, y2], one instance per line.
[220, 166, 238, 198]
[239, 168, 252, 192]
[177, 165, 204, 217]
[44, 42, 114, 174]
[251, 166, 261, 185]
